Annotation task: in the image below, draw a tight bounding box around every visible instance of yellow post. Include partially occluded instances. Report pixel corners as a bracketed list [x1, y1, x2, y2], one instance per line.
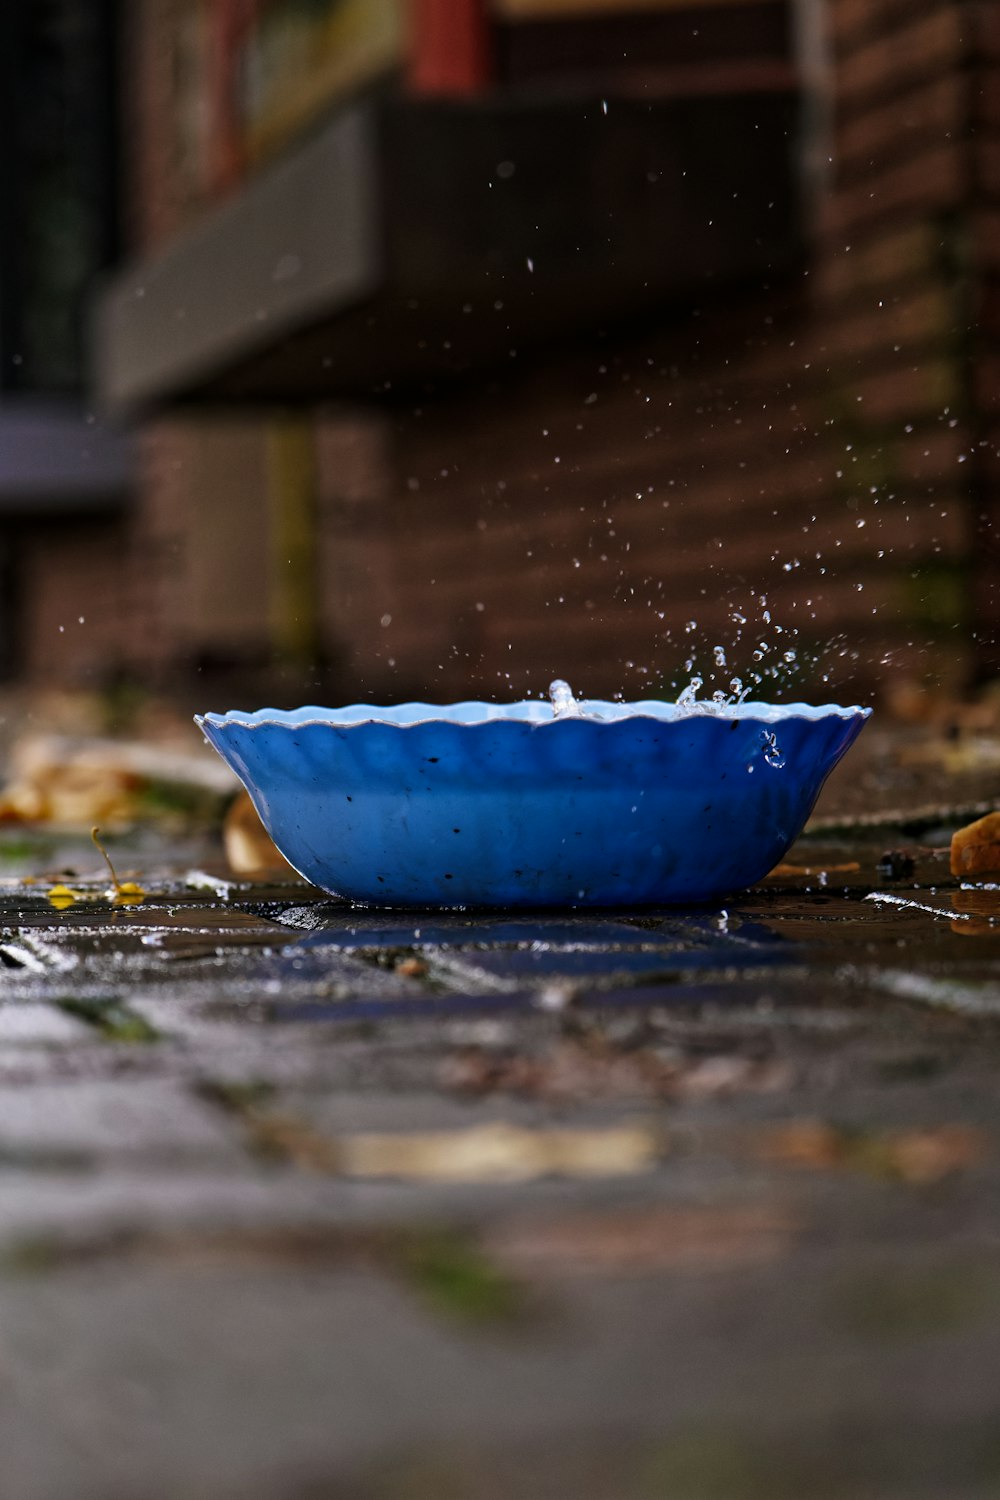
[265, 415, 321, 669]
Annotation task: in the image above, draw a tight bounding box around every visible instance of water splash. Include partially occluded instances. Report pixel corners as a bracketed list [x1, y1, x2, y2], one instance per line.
[675, 676, 703, 709]
[670, 587, 808, 705]
[760, 730, 785, 768]
[549, 679, 583, 718]
[675, 671, 755, 713]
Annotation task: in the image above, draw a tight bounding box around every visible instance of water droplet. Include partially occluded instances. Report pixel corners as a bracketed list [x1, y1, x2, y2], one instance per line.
[761, 730, 785, 769]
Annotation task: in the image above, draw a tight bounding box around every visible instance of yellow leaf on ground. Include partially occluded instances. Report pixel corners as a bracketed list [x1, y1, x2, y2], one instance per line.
[112, 881, 146, 906]
[47, 884, 80, 910]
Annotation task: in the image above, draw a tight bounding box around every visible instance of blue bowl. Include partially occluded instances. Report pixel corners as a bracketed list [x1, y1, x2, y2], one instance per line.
[196, 700, 871, 908]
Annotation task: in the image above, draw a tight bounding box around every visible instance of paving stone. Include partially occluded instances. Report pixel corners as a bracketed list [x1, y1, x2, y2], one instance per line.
[0, 1004, 90, 1044]
[276, 1088, 590, 1137]
[269, 909, 672, 947]
[3, 1240, 1000, 1500]
[0, 1079, 241, 1163]
[0, 815, 1000, 1498]
[430, 944, 792, 990]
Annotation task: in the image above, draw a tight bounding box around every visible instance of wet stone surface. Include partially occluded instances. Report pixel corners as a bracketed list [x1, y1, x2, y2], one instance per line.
[2, 816, 1000, 1498]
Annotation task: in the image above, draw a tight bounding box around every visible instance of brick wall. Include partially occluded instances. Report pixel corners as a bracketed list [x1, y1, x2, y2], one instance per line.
[115, 1, 274, 697]
[967, 0, 1000, 671]
[36, 0, 999, 705]
[128, 0, 211, 251]
[808, 0, 977, 689]
[18, 518, 136, 689]
[314, 291, 972, 704]
[306, 0, 993, 705]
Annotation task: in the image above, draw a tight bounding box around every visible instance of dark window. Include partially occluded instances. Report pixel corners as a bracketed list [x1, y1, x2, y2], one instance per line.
[0, 0, 120, 394]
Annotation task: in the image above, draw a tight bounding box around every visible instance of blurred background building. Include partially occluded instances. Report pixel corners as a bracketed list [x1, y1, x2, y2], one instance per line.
[3, 0, 999, 706]
[0, 1, 131, 685]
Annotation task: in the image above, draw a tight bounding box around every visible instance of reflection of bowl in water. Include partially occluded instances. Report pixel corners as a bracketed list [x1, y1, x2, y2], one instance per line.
[196, 700, 871, 908]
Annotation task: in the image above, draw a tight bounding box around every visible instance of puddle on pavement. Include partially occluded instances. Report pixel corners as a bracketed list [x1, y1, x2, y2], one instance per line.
[0, 825, 996, 1024]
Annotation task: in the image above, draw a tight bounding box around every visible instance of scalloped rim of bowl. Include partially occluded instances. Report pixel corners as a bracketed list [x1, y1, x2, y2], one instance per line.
[197, 700, 872, 730]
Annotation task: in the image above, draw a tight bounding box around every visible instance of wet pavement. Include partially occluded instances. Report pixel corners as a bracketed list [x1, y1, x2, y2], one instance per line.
[2, 786, 1000, 1497]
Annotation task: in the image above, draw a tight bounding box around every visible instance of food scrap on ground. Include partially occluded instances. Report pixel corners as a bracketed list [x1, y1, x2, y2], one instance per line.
[951, 810, 1000, 878]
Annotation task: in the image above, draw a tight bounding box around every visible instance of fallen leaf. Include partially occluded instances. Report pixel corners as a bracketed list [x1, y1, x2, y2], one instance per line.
[766, 862, 860, 878]
[886, 1126, 985, 1184]
[396, 957, 428, 978]
[340, 1121, 661, 1183]
[951, 811, 1000, 878]
[46, 879, 143, 911]
[111, 881, 146, 907]
[222, 1102, 660, 1182]
[224, 790, 292, 877]
[0, 784, 47, 823]
[754, 1120, 985, 1184]
[47, 883, 81, 910]
[0, 732, 234, 831]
